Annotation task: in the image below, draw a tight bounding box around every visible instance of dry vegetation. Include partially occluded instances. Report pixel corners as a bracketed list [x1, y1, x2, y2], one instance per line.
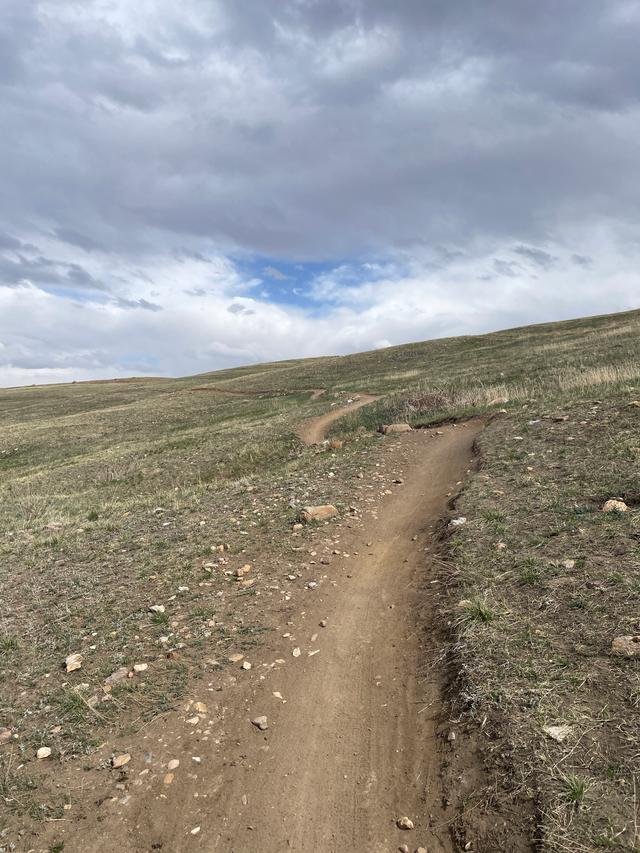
[1, 307, 640, 851]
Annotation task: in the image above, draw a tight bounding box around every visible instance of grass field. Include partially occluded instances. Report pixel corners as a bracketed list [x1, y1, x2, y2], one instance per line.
[1, 307, 640, 851]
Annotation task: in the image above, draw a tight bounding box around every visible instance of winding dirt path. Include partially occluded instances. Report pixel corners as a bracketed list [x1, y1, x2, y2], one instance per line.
[296, 393, 381, 444]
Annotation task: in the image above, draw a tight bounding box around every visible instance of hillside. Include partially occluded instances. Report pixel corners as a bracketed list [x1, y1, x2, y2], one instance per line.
[1, 308, 640, 852]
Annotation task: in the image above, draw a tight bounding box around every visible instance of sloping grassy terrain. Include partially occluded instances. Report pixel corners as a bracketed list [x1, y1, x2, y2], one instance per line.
[1, 307, 639, 850]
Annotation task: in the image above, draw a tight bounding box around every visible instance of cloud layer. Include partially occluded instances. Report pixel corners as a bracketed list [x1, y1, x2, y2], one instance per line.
[1, 1, 639, 385]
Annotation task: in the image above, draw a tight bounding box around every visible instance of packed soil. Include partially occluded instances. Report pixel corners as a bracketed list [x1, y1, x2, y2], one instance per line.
[38, 420, 485, 853]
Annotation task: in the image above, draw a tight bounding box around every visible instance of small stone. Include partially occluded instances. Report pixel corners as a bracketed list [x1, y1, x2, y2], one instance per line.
[416, 848, 428, 853]
[447, 731, 456, 742]
[379, 423, 412, 434]
[448, 517, 467, 528]
[105, 666, 129, 686]
[292, 647, 301, 658]
[299, 505, 339, 523]
[228, 653, 244, 663]
[186, 716, 200, 725]
[167, 759, 180, 771]
[561, 559, 575, 570]
[164, 772, 174, 785]
[112, 753, 131, 768]
[241, 661, 252, 670]
[602, 499, 628, 513]
[133, 663, 148, 673]
[193, 701, 208, 714]
[543, 724, 573, 743]
[190, 826, 201, 835]
[36, 746, 52, 759]
[320, 619, 328, 628]
[399, 846, 410, 853]
[397, 816, 414, 830]
[149, 604, 165, 613]
[65, 652, 83, 673]
[0, 727, 12, 746]
[611, 635, 640, 657]
[251, 716, 268, 731]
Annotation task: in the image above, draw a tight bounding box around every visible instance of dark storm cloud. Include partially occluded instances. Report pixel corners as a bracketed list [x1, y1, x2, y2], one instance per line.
[2, 0, 640, 263]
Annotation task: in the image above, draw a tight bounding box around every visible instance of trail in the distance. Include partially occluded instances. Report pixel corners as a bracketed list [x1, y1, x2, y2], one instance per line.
[296, 392, 381, 444]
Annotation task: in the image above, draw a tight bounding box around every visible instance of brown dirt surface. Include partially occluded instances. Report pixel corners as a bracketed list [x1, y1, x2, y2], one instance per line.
[296, 393, 381, 444]
[31, 420, 518, 853]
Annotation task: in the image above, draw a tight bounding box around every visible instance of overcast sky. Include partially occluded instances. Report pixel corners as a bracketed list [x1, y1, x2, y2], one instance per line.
[1, 1, 639, 386]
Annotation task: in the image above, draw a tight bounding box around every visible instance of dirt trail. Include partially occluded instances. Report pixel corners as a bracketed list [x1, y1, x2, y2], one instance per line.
[206, 424, 482, 853]
[43, 421, 481, 853]
[296, 393, 381, 444]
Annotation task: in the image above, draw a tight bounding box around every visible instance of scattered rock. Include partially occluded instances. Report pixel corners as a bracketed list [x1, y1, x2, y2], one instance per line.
[149, 604, 165, 614]
[251, 716, 268, 731]
[611, 635, 640, 657]
[65, 652, 83, 673]
[111, 753, 131, 768]
[133, 663, 148, 673]
[320, 619, 328, 628]
[163, 772, 174, 785]
[561, 559, 575, 570]
[379, 423, 412, 434]
[397, 816, 414, 830]
[448, 517, 467, 528]
[543, 724, 573, 743]
[36, 746, 52, 759]
[193, 701, 208, 714]
[329, 439, 343, 450]
[167, 759, 180, 771]
[190, 826, 201, 835]
[228, 653, 244, 663]
[299, 505, 339, 523]
[416, 848, 428, 853]
[602, 499, 628, 513]
[399, 846, 410, 853]
[0, 727, 12, 746]
[241, 661, 252, 670]
[292, 647, 301, 657]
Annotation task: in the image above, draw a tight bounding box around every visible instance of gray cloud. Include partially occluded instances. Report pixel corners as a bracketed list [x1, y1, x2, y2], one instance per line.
[1, 1, 640, 384]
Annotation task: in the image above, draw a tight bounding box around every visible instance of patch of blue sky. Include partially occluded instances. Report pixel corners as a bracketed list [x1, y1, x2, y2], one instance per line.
[234, 255, 403, 311]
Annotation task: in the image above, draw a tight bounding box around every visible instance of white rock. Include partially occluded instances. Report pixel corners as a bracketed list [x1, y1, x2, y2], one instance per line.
[65, 652, 83, 673]
[543, 724, 573, 743]
[167, 759, 180, 771]
[251, 716, 268, 731]
[36, 746, 52, 759]
[292, 647, 301, 658]
[396, 816, 414, 830]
